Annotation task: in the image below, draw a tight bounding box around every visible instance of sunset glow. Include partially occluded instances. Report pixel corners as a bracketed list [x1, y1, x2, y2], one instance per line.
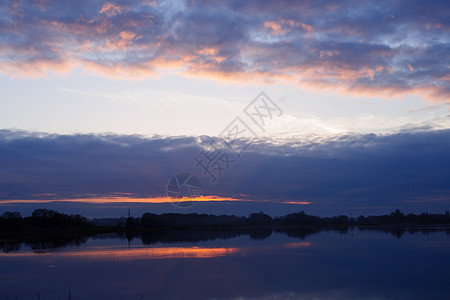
[0, 1, 449, 298]
[0, 195, 257, 205]
[281, 201, 312, 205]
[0, 0, 448, 217]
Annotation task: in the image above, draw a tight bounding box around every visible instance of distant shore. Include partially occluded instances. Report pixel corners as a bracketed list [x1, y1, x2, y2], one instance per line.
[1, 208, 450, 242]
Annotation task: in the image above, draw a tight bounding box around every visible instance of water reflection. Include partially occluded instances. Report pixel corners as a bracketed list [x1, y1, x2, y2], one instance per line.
[1, 236, 89, 253]
[0, 227, 449, 299]
[0, 245, 243, 260]
[0, 241, 313, 261]
[2, 226, 449, 254]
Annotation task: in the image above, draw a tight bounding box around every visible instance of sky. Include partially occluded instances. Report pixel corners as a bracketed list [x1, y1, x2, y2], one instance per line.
[0, 0, 449, 217]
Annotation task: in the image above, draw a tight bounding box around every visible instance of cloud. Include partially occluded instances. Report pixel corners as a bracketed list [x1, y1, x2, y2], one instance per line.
[0, 0, 448, 101]
[99, 3, 127, 16]
[0, 128, 449, 215]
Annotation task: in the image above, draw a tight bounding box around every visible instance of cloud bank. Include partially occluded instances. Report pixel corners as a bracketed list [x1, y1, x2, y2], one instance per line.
[0, 129, 448, 215]
[0, 0, 449, 101]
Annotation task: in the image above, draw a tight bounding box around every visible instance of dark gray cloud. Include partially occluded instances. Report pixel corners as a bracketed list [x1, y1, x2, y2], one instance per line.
[0, 0, 448, 100]
[0, 129, 449, 215]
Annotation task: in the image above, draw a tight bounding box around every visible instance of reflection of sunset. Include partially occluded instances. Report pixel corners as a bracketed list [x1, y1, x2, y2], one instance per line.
[283, 242, 312, 248]
[0, 241, 313, 260]
[0, 246, 242, 260]
[66, 246, 242, 260]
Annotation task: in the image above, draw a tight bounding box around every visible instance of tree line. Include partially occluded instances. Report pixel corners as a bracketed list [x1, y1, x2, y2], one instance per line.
[2, 208, 450, 231]
[0, 209, 87, 230]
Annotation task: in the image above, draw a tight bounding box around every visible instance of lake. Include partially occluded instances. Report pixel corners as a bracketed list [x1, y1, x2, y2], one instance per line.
[1, 227, 449, 299]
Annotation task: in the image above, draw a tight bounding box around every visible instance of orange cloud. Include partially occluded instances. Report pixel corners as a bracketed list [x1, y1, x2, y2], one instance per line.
[0, 57, 77, 78]
[195, 47, 227, 63]
[281, 201, 312, 205]
[300, 22, 314, 33]
[100, 3, 126, 16]
[197, 47, 218, 56]
[106, 31, 137, 49]
[0, 195, 251, 205]
[142, 0, 157, 7]
[264, 21, 283, 35]
[1, 0, 447, 103]
[264, 20, 313, 36]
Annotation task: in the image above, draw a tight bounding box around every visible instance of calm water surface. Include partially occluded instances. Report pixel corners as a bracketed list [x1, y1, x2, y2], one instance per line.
[1, 228, 449, 299]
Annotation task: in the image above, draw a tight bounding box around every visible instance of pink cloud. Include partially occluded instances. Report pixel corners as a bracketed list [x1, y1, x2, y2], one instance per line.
[100, 3, 127, 16]
[0, 0, 448, 102]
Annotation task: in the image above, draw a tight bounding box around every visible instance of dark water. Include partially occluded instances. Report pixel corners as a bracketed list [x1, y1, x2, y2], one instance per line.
[1, 227, 450, 300]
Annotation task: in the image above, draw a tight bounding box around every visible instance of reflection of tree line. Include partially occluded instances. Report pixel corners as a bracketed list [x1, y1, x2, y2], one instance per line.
[1, 209, 450, 252]
[0, 229, 277, 253]
[2, 226, 449, 253]
[1, 236, 89, 253]
[126, 227, 275, 245]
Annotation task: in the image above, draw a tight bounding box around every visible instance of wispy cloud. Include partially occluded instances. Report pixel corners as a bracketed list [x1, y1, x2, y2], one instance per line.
[0, 0, 448, 101]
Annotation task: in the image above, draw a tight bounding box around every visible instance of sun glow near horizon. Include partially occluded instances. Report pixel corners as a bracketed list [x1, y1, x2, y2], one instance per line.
[0, 195, 287, 205]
